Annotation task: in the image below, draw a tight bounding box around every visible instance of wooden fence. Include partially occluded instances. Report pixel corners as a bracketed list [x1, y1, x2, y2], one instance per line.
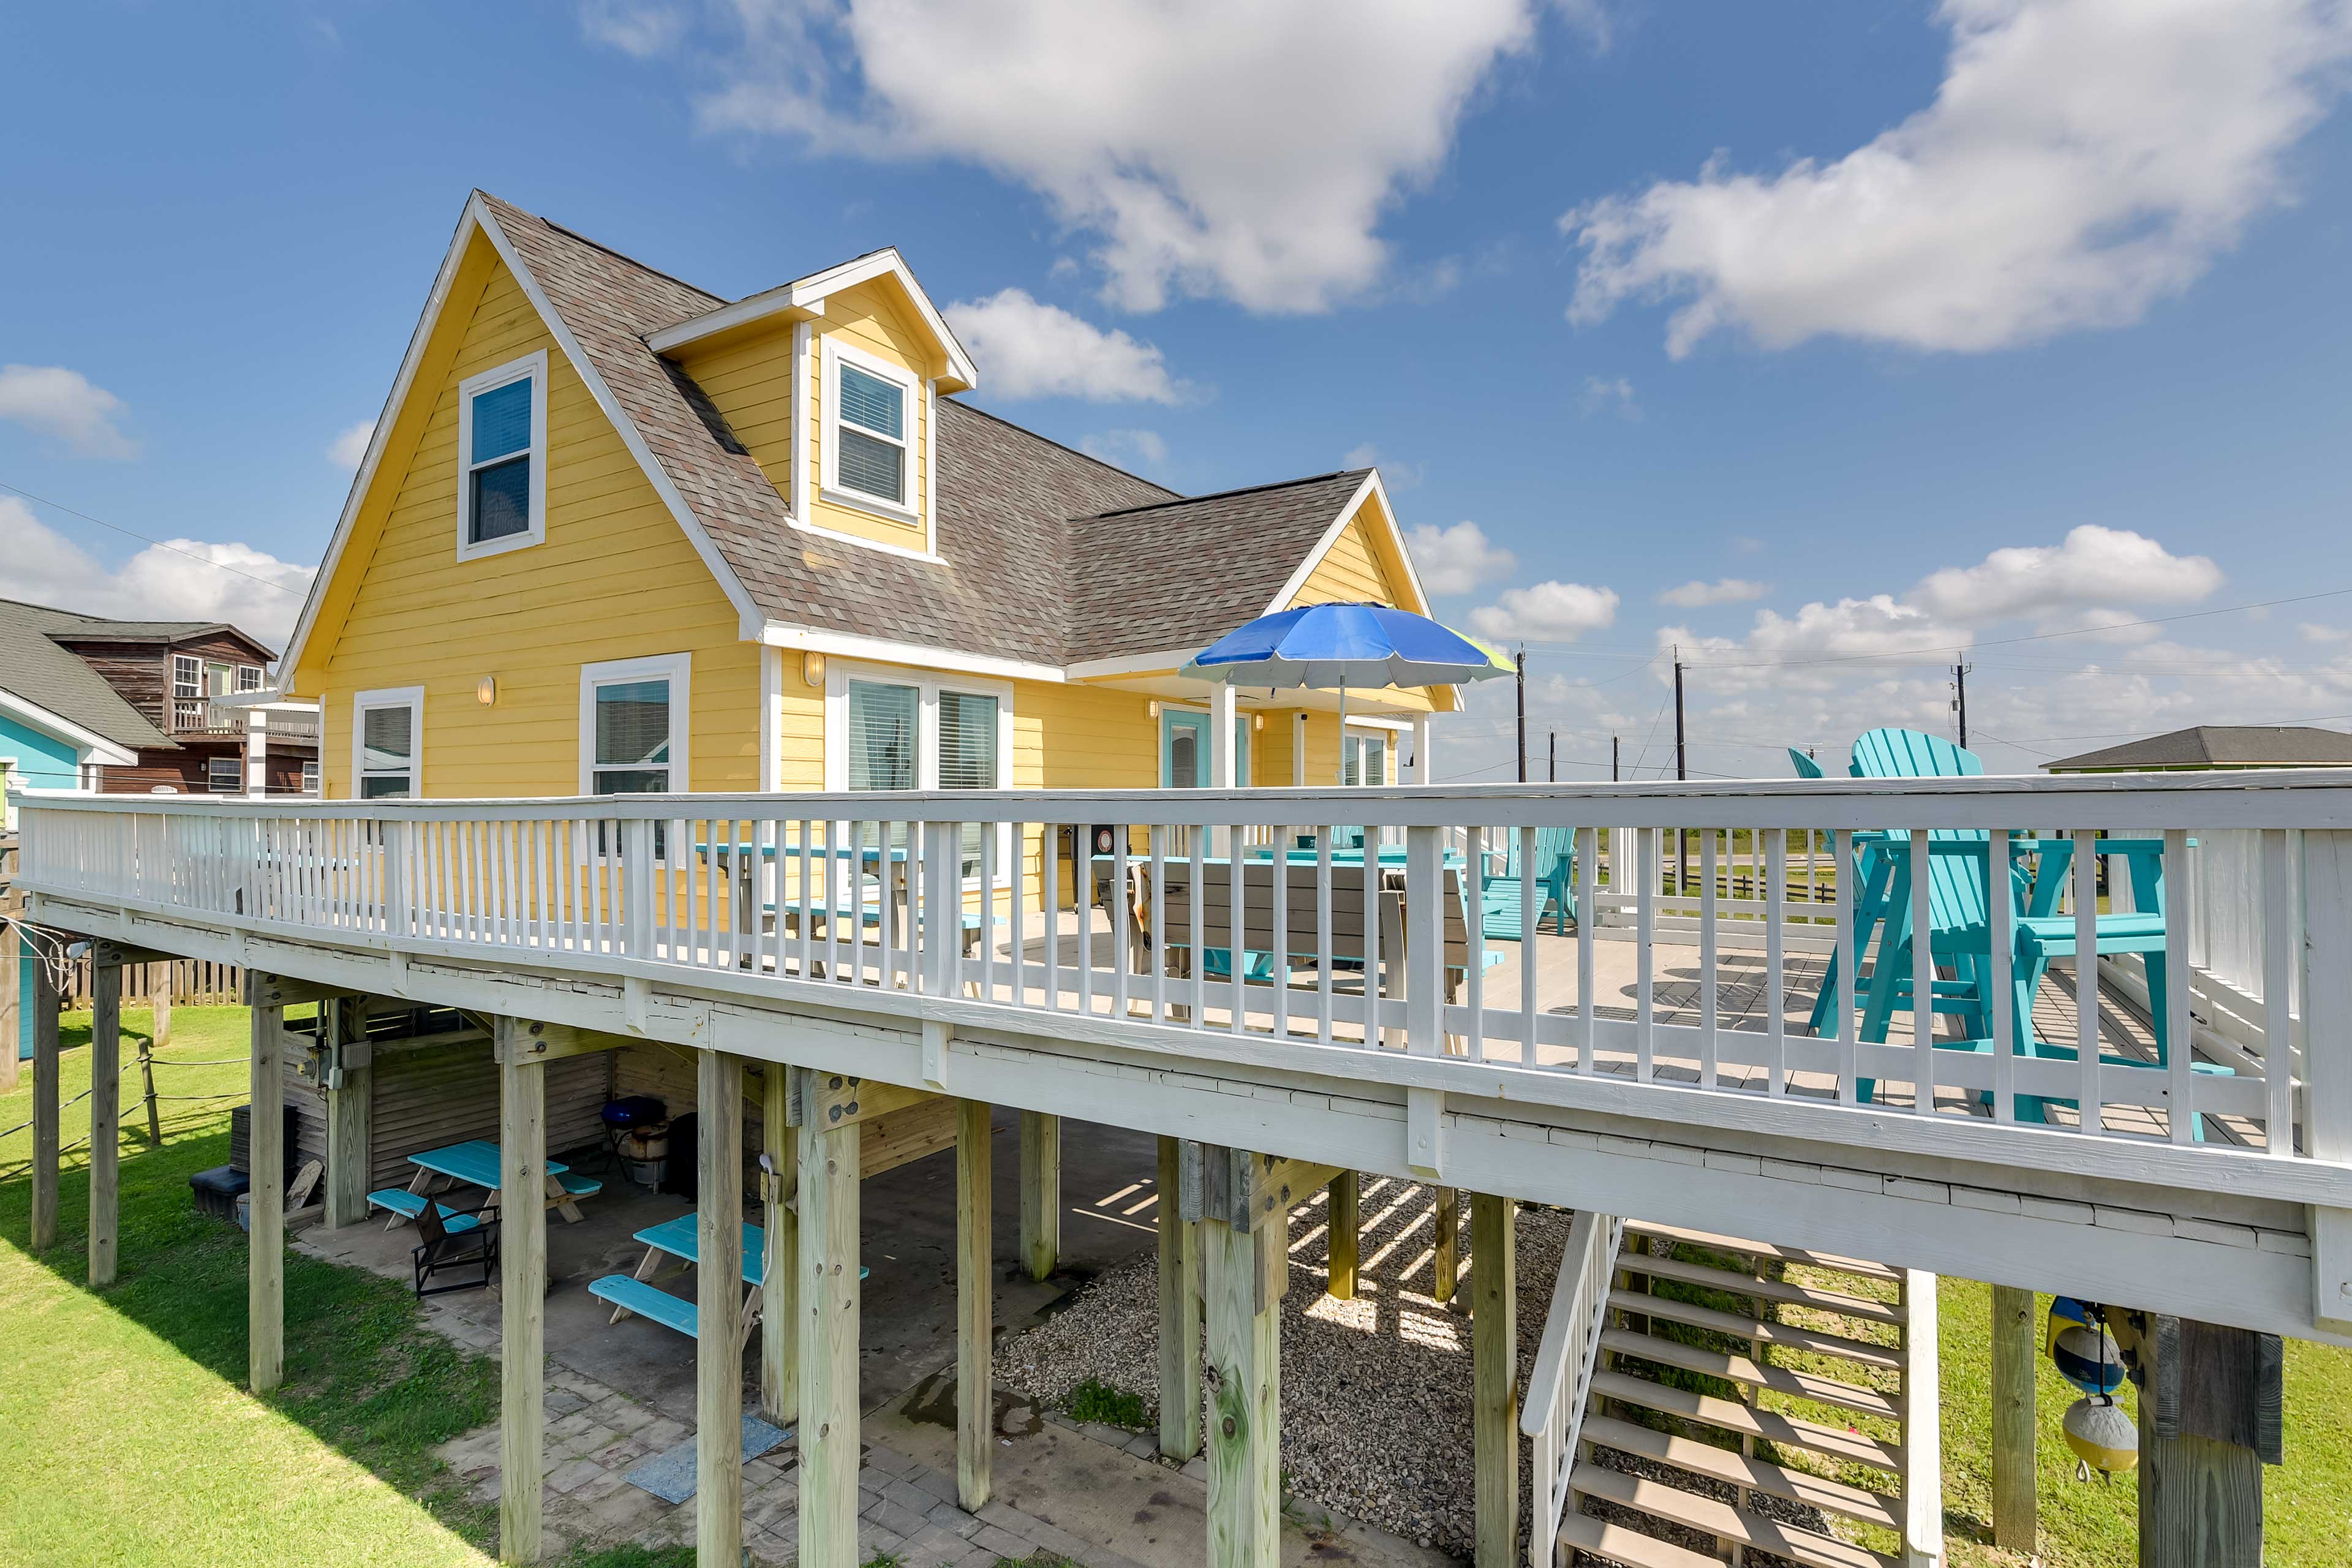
[59, 959, 243, 1009]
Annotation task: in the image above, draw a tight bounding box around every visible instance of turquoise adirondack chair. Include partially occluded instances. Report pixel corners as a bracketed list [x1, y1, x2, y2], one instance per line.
[1481, 825, 1576, 939]
[1787, 748, 1823, 779]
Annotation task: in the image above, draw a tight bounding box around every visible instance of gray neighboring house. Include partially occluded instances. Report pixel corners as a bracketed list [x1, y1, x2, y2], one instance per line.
[2043, 724, 2352, 774]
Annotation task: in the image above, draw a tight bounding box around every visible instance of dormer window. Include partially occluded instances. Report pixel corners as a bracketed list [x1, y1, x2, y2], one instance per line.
[456, 350, 548, 560]
[822, 341, 916, 522]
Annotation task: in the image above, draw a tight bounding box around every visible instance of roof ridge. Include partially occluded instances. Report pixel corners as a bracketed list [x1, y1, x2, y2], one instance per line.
[940, 397, 1182, 503]
[1076, 468, 1367, 522]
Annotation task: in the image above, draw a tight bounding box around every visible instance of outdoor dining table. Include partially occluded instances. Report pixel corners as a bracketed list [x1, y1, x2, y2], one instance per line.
[404, 1138, 598, 1224]
[698, 838, 910, 970]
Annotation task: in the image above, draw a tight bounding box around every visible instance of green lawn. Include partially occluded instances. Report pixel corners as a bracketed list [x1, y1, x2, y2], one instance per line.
[0, 1002, 663, 1568]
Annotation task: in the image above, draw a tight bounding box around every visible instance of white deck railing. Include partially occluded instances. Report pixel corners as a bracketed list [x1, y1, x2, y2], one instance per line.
[14, 774, 2352, 1211]
[1520, 1208, 1621, 1567]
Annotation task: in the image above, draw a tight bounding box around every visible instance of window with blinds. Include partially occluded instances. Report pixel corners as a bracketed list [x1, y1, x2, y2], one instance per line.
[457, 353, 545, 558]
[831, 356, 911, 508]
[940, 690, 1000, 872]
[358, 702, 415, 799]
[1343, 733, 1386, 787]
[592, 679, 671, 794]
[847, 680, 918, 791]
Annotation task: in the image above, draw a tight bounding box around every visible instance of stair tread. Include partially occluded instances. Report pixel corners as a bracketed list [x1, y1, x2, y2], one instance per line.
[1589, 1369, 1901, 1472]
[1609, 1288, 1906, 1370]
[1580, 1414, 1902, 1529]
[1572, 1463, 1901, 1568]
[1556, 1512, 1726, 1568]
[1623, 1221, 1901, 1281]
[1626, 1251, 1904, 1325]
[1600, 1327, 1899, 1420]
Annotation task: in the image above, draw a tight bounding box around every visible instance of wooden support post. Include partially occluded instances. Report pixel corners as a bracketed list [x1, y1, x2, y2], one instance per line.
[247, 996, 285, 1393]
[1471, 1193, 1517, 1567]
[2136, 1316, 2275, 1568]
[497, 1022, 547, 1564]
[1020, 1109, 1060, 1282]
[797, 1088, 862, 1568]
[957, 1098, 993, 1511]
[323, 997, 372, 1229]
[696, 1049, 745, 1568]
[1325, 1170, 1359, 1300]
[1990, 1284, 2037, 1553]
[151, 975, 172, 1050]
[1204, 1197, 1282, 1568]
[1431, 1185, 1460, 1304]
[88, 964, 121, 1288]
[1157, 1136, 1202, 1460]
[761, 1065, 796, 1425]
[29, 948, 59, 1251]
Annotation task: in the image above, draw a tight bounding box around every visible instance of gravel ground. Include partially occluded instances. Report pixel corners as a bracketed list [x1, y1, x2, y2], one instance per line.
[995, 1174, 1572, 1559]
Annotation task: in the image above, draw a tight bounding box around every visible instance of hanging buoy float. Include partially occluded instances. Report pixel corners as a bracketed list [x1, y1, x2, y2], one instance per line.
[2064, 1395, 2138, 1480]
[2051, 1319, 2127, 1395]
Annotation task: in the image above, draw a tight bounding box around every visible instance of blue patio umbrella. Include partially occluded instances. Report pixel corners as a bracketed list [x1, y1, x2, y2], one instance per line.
[1180, 602, 1515, 783]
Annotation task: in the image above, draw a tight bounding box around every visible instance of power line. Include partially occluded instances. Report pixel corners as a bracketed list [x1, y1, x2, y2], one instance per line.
[0, 478, 306, 597]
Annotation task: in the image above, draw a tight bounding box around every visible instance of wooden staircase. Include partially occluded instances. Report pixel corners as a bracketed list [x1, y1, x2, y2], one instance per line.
[1557, 1221, 1939, 1568]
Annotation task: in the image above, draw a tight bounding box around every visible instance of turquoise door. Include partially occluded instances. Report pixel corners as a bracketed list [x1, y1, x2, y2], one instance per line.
[1162, 710, 1250, 786]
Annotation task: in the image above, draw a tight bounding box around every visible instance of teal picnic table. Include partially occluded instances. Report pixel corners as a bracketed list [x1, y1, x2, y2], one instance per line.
[404, 1138, 602, 1224]
[588, 1213, 865, 1343]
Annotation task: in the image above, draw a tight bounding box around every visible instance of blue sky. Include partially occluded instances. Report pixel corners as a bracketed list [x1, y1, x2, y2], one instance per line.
[3, 0, 2348, 780]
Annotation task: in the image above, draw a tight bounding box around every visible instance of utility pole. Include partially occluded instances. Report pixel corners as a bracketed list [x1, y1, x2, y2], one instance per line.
[1611, 735, 1619, 782]
[1673, 648, 1689, 894]
[1548, 731, 1556, 783]
[1953, 662, 1972, 748]
[1515, 645, 1528, 784]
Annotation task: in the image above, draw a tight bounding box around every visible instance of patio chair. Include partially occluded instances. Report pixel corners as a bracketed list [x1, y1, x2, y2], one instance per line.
[410, 1196, 499, 1298]
[1787, 748, 1823, 778]
[1480, 825, 1577, 940]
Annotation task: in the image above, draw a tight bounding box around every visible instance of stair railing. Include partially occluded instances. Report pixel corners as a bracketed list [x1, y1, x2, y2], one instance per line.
[1520, 1207, 1623, 1566]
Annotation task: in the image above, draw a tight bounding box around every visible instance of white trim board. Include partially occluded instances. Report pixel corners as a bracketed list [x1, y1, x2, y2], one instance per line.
[578, 652, 692, 796]
[647, 246, 979, 391]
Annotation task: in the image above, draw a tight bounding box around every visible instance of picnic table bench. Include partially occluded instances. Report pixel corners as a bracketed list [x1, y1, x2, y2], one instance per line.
[372, 1139, 602, 1228]
[590, 1213, 766, 1345]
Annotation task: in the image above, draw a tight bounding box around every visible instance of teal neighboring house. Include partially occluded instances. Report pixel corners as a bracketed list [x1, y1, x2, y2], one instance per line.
[2, 600, 173, 1060]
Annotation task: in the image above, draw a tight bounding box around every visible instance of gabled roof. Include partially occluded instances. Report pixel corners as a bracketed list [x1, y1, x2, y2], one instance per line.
[284, 192, 1430, 680]
[2045, 725, 2352, 771]
[0, 598, 176, 753]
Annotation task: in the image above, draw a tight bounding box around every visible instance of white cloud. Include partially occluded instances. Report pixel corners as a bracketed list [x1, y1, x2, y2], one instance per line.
[328, 419, 375, 470]
[2301, 621, 2350, 644]
[1078, 428, 1169, 470]
[1578, 374, 1639, 419]
[693, 0, 1558, 312]
[1564, 0, 2352, 356]
[1341, 443, 1423, 490]
[1660, 577, 1769, 608]
[0, 497, 314, 646]
[943, 290, 1193, 402]
[0, 364, 137, 458]
[1912, 524, 2220, 622]
[579, 0, 687, 57]
[1470, 579, 1619, 643]
[1406, 521, 1517, 597]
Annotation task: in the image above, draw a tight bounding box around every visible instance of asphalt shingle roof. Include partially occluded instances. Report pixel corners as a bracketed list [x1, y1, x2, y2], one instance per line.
[0, 599, 176, 750]
[2045, 725, 2352, 771]
[479, 193, 1366, 667]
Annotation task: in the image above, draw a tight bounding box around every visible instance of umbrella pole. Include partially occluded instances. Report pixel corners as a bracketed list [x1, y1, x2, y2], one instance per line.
[1337, 685, 1346, 786]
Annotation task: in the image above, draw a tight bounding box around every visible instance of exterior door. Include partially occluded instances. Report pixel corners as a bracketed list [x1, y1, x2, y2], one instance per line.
[1162, 710, 1251, 787]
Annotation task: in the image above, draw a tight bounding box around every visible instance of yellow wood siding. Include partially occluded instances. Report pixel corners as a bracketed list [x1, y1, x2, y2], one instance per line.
[314, 249, 760, 799]
[671, 329, 797, 505]
[804, 281, 933, 554]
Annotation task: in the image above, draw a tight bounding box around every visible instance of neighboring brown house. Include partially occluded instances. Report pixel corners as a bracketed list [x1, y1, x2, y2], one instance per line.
[0, 598, 319, 796]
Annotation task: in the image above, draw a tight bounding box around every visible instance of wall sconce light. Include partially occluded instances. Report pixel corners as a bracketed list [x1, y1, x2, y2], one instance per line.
[1147, 699, 1162, 720]
[1253, 712, 1265, 732]
[476, 676, 497, 706]
[803, 650, 827, 687]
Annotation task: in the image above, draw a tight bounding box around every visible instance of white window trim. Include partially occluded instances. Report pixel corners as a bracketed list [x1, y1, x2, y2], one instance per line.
[206, 755, 244, 794]
[1343, 725, 1392, 786]
[454, 349, 549, 562]
[578, 651, 692, 797]
[171, 654, 202, 699]
[824, 659, 1013, 881]
[818, 337, 919, 528]
[351, 685, 424, 799]
[237, 664, 263, 692]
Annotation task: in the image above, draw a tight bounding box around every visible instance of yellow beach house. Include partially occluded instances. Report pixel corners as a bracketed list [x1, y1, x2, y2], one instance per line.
[276, 192, 1457, 838]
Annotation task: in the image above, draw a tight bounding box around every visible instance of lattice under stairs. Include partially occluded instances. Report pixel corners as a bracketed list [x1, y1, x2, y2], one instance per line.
[1558, 1221, 1938, 1568]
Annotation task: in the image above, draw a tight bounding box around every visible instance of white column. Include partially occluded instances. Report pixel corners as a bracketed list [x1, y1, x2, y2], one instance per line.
[1209, 682, 1238, 858]
[1412, 714, 1434, 784]
[246, 709, 268, 797]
